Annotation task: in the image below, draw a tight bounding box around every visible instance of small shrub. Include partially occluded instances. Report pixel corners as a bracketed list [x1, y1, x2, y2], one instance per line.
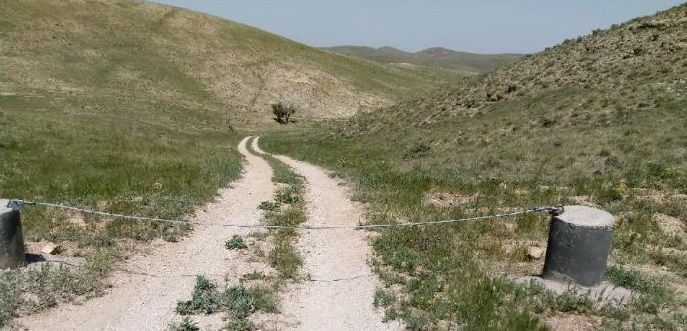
[240, 271, 265, 281]
[176, 276, 222, 315]
[176, 277, 277, 322]
[225, 235, 248, 250]
[223, 285, 278, 318]
[403, 143, 431, 160]
[271, 102, 297, 124]
[225, 318, 253, 331]
[540, 117, 557, 127]
[275, 190, 301, 204]
[169, 317, 200, 331]
[258, 200, 280, 211]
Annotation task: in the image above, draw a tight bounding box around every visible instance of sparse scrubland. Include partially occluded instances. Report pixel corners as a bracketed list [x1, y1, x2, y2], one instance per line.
[262, 4, 687, 330]
[1, 0, 686, 329]
[0, 0, 438, 326]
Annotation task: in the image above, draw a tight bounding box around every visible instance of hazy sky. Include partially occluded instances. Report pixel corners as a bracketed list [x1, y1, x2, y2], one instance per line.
[154, 0, 684, 54]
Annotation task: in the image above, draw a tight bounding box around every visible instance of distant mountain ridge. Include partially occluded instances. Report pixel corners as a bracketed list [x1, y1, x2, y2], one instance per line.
[321, 45, 524, 74]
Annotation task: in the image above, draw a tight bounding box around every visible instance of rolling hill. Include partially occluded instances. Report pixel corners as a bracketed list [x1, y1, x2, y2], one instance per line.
[0, 1, 457, 323]
[322, 45, 523, 74]
[264, 4, 687, 330]
[0, 0, 454, 211]
[0, 0, 446, 124]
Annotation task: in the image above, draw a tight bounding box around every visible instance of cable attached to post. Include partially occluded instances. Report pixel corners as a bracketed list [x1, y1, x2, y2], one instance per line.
[9, 198, 564, 230]
[6, 199, 28, 211]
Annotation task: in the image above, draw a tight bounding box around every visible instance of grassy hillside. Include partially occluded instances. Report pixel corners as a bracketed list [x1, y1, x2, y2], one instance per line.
[0, 0, 446, 325]
[264, 4, 687, 330]
[0, 0, 448, 242]
[322, 45, 523, 74]
[0, 0, 444, 123]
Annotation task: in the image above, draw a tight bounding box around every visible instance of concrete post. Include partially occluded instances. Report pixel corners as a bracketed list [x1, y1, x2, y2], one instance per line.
[542, 205, 614, 287]
[0, 199, 25, 269]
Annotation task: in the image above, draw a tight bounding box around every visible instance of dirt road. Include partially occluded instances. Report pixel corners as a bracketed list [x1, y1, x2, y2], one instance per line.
[274, 154, 401, 331]
[15, 136, 275, 331]
[15, 136, 398, 330]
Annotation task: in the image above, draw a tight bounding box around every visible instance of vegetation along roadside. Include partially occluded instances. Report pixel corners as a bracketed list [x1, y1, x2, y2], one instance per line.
[0, 94, 243, 327]
[261, 4, 687, 330]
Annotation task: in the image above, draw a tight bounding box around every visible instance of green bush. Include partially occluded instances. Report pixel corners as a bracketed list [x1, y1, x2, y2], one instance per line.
[169, 317, 200, 331]
[176, 276, 222, 315]
[276, 190, 302, 204]
[225, 235, 248, 250]
[176, 276, 277, 320]
[271, 102, 297, 124]
[258, 201, 280, 211]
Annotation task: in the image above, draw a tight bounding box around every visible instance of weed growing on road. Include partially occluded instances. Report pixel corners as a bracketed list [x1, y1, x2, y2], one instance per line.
[241, 271, 265, 281]
[226, 235, 248, 250]
[176, 276, 277, 328]
[258, 201, 280, 212]
[168, 317, 200, 331]
[223, 285, 278, 318]
[176, 276, 222, 315]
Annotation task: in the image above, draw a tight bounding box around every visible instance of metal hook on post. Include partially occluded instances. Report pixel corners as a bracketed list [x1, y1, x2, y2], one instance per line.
[547, 205, 564, 216]
[6, 199, 26, 212]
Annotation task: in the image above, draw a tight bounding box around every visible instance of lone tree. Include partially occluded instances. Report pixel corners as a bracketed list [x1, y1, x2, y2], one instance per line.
[271, 102, 297, 124]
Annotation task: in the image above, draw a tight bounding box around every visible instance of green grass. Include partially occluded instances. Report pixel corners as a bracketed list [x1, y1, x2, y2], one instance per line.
[258, 20, 687, 331]
[0, 248, 115, 328]
[0, 92, 242, 326]
[605, 266, 680, 318]
[248, 138, 306, 280]
[260, 76, 687, 329]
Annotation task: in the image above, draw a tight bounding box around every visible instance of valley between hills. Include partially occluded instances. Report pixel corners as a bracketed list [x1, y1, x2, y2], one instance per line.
[1, 1, 686, 330]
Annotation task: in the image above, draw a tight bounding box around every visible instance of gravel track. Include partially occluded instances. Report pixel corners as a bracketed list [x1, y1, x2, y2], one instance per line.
[14, 136, 275, 331]
[13, 136, 400, 330]
[273, 152, 402, 331]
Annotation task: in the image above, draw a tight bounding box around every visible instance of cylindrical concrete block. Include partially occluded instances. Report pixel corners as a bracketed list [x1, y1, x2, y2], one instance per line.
[0, 199, 25, 269]
[542, 205, 614, 287]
